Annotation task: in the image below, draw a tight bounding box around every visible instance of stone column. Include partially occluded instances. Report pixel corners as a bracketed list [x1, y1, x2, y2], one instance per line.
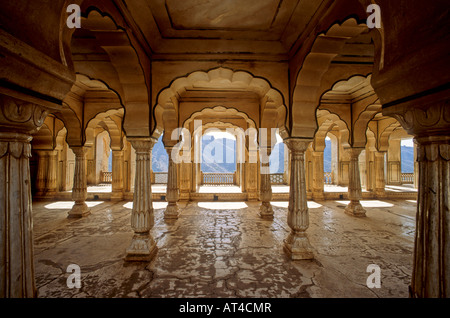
[46, 150, 58, 196]
[344, 147, 366, 217]
[67, 146, 90, 218]
[259, 147, 273, 219]
[0, 95, 53, 298]
[164, 146, 179, 219]
[283, 138, 314, 260]
[374, 151, 386, 198]
[312, 151, 325, 200]
[34, 150, 47, 196]
[0, 132, 36, 297]
[125, 138, 158, 262]
[111, 150, 124, 201]
[385, 103, 449, 298]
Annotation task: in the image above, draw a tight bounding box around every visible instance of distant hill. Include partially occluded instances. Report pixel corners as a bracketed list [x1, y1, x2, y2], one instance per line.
[269, 143, 284, 173]
[401, 145, 414, 173]
[201, 137, 236, 172]
[323, 139, 415, 173]
[152, 136, 168, 172]
[324, 139, 332, 172]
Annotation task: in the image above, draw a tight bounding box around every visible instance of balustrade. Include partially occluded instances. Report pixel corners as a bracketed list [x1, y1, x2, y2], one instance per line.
[401, 173, 414, 184]
[202, 172, 235, 185]
[270, 173, 285, 185]
[101, 171, 112, 183]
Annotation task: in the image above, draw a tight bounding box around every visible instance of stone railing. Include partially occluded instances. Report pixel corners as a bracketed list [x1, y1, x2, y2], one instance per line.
[324, 172, 333, 184]
[270, 173, 285, 185]
[202, 172, 235, 186]
[154, 172, 168, 184]
[401, 173, 414, 184]
[101, 171, 112, 183]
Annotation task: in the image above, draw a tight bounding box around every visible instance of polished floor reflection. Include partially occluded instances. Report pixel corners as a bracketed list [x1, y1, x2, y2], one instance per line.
[33, 199, 415, 298]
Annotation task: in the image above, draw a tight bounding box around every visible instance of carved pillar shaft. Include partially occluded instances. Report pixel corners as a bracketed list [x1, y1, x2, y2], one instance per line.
[411, 137, 449, 297]
[312, 151, 325, 200]
[46, 150, 58, 195]
[0, 132, 36, 297]
[344, 147, 366, 217]
[34, 151, 47, 195]
[374, 151, 386, 197]
[125, 138, 157, 261]
[259, 148, 273, 219]
[283, 138, 314, 260]
[111, 150, 124, 200]
[165, 146, 179, 219]
[0, 94, 54, 298]
[68, 146, 90, 218]
[383, 100, 449, 298]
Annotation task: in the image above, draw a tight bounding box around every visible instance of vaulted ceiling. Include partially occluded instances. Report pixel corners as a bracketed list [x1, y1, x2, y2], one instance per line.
[121, 0, 333, 58]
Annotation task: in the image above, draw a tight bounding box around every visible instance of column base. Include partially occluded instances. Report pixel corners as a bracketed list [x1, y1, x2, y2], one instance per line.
[164, 203, 179, 219]
[179, 191, 190, 201]
[247, 191, 259, 201]
[111, 191, 124, 201]
[344, 200, 366, 217]
[259, 202, 274, 219]
[124, 233, 158, 262]
[283, 231, 314, 260]
[312, 190, 325, 201]
[375, 189, 386, 199]
[67, 202, 91, 218]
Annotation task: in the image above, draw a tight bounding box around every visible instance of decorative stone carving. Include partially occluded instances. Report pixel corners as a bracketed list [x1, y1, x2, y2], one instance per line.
[0, 95, 48, 134]
[344, 147, 366, 217]
[125, 138, 158, 261]
[67, 146, 90, 218]
[283, 138, 314, 260]
[165, 146, 179, 219]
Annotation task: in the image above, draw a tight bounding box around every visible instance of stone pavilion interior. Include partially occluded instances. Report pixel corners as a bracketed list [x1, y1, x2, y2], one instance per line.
[0, 0, 448, 299]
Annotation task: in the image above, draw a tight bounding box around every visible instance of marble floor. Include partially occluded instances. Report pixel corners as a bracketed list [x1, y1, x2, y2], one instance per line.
[32, 198, 416, 298]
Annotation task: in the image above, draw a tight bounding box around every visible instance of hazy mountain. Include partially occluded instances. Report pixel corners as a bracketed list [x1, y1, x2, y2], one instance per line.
[201, 137, 236, 173]
[324, 139, 332, 172]
[401, 145, 414, 173]
[152, 136, 168, 172]
[269, 143, 284, 173]
[323, 139, 415, 173]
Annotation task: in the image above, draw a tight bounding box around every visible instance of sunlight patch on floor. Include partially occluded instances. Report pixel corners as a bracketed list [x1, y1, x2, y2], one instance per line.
[197, 201, 248, 210]
[44, 201, 104, 209]
[270, 201, 322, 208]
[335, 200, 394, 208]
[123, 201, 168, 209]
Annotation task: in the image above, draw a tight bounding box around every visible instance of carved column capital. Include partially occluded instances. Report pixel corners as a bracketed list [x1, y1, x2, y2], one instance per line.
[0, 132, 32, 159]
[284, 138, 312, 153]
[0, 94, 50, 135]
[344, 147, 365, 159]
[129, 137, 156, 154]
[383, 102, 450, 138]
[70, 146, 88, 157]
